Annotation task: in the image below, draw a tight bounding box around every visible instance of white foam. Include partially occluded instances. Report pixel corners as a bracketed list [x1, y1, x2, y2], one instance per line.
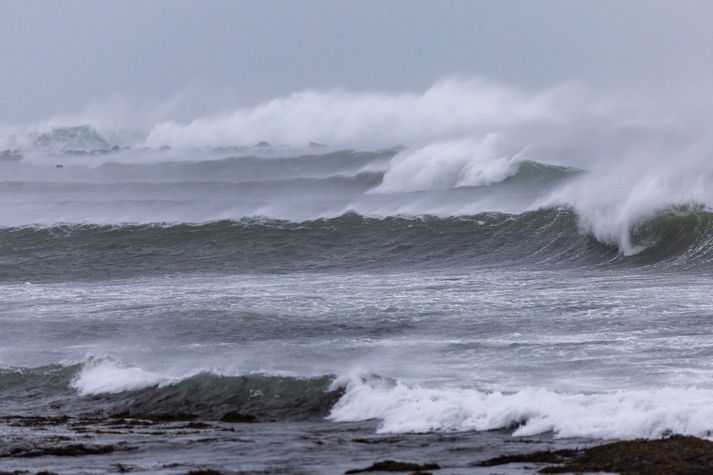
[538, 142, 713, 254]
[329, 375, 713, 439]
[3, 76, 713, 257]
[144, 78, 569, 149]
[71, 359, 171, 396]
[372, 136, 520, 193]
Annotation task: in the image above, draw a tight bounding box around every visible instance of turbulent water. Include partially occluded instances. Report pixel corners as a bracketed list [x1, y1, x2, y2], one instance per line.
[3, 81, 713, 473]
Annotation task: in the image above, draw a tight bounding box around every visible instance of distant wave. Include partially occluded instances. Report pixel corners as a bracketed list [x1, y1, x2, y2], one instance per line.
[2, 119, 713, 263]
[3, 204, 713, 282]
[0, 209, 594, 282]
[0, 171, 385, 193]
[1, 125, 119, 153]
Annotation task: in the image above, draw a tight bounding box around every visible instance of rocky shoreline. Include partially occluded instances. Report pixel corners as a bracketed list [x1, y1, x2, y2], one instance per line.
[479, 435, 713, 474]
[343, 436, 713, 474]
[1, 414, 712, 474]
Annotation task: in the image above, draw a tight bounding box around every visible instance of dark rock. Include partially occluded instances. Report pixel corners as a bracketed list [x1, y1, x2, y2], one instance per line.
[345, 460, 440, 473]
[255, 141, 270, 147]
[478, 435, 713, 475]
[144, 413, 195, 422]
[220, 411, 256, 423]
[476, 449, 577, 466]
[352, 437, 401, 444]
[40, 444, 115, 457]
[6, 444, 115, 458]
[543, 435, 713, 474]
[186, 470, 223, 475]
[3, 416, 70, 427]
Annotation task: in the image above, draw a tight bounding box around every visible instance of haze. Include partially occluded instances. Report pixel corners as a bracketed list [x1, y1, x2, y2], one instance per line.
[2, 0, 713, 123]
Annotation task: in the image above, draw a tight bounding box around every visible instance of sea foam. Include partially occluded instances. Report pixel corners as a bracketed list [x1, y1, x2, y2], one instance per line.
[372, 136, 521, 193]
[329, 375, 713, 440]
[71, 359, 171, 395]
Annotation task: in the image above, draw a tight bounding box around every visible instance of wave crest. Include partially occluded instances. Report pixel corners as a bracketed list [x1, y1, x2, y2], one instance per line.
[8, 361, 713, 440]
[372, 136, 521, 192]
[1, 360, 342, 422]
[330, 375, 713, 439]
[5, 205, 713, 281]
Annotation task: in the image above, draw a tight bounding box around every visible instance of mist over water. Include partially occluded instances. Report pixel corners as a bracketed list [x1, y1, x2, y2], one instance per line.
[2, 77, 713, 254]
[4, 1, 713, 471]
[3, 78, 713, 472]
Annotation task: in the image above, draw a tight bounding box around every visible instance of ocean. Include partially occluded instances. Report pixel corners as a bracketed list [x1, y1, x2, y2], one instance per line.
[1, 114, 713, 474]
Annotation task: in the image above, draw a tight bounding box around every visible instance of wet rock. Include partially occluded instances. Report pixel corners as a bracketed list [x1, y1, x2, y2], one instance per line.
[478, 435, 713, 475]
[3, 416, 70, 427]
[4, 443, 115, 458]
[352, 437, 401, 444]
[186, 470, 223, 475]
[345, 460, 440, 473]
[476, 448, 576, 466]
[146, 412, 196, 422]
[220, 411, 256, 423]
[545, 435, 713, 474]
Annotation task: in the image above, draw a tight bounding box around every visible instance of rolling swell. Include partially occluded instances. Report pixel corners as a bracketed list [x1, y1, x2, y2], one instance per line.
[0, 363, 341, 422]
[0, 209, 595, 281]
[628, 205, 713, 267]
[98, 373, 342, 422]
[6, 362, 713, 440]
[3, 206, 713, 281]
[0, 172, 384, 195]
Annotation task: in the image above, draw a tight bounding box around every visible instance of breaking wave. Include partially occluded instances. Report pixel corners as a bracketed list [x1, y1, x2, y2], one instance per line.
[3, 78, 713, 268]
[5, 360, 713, 440]
[4, 203, 713, 282]
[330, 375, 713, 440]
[0, 360, 342, 422]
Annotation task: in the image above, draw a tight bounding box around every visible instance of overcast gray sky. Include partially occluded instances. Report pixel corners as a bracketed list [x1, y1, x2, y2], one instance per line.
[2, 0, 713, 122]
